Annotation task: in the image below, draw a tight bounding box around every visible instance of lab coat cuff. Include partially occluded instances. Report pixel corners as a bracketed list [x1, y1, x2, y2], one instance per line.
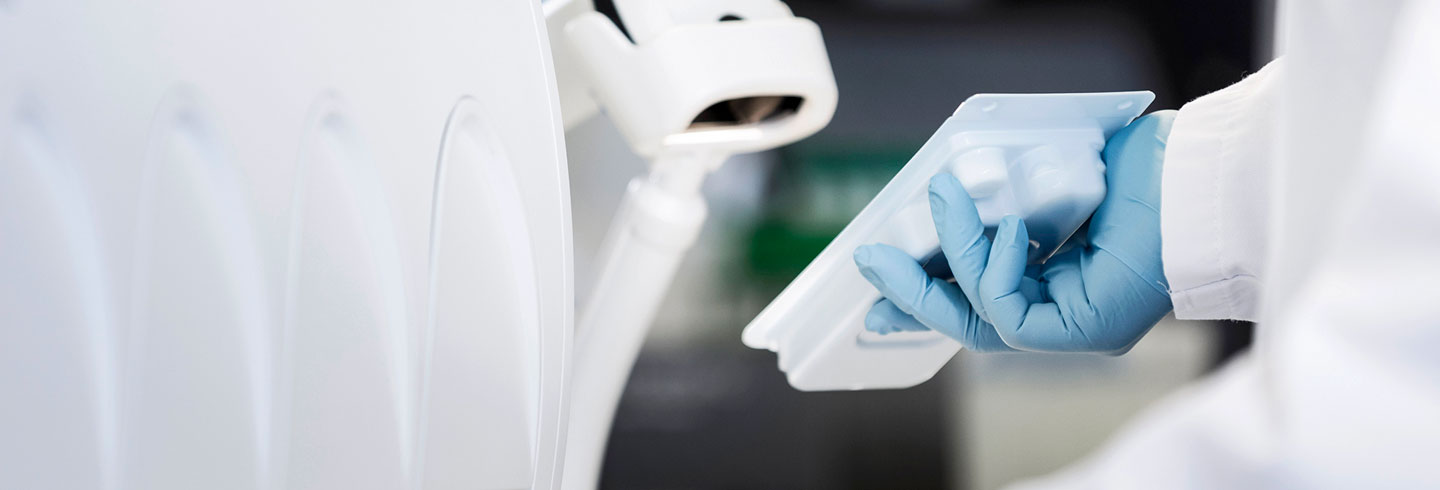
[1160, 62, 1281, 322]
[1168, 275, 1261, 321]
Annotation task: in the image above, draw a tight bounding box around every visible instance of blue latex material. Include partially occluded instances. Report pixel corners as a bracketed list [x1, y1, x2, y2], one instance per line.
[853, 111, 1177, 354]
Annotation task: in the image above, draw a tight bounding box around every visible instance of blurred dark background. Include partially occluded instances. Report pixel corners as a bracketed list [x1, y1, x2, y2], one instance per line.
[565, 1, 1269, 488]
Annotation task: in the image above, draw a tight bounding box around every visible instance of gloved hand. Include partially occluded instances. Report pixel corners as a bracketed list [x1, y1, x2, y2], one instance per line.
[853, 111, 1177, 354]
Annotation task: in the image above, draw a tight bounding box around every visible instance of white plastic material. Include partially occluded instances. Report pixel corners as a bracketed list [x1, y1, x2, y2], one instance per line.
[547, 2, 837, 489]
[742, 91, 1154, 391]
[562, 156, 715, 490]
[554, 0, 837, 156]
[1, 2, 572, 489]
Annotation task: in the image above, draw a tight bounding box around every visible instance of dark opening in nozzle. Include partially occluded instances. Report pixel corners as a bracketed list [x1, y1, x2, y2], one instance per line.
[688, 96, 804, 129]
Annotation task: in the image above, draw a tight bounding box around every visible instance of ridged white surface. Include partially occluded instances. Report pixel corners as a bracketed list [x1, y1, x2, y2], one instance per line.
[0, 2, 573, 489]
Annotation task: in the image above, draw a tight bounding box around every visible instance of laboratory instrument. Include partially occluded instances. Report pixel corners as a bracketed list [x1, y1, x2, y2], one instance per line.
[543, 0, 837, 488]
[1, 2, 572, 488]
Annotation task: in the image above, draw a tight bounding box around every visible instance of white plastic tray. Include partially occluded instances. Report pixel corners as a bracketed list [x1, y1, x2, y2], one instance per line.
[743, 91, 1154, 391]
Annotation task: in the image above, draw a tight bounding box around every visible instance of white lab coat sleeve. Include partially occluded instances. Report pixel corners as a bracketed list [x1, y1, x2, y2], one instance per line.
[1009, 2, 1440, 488]
[1158, 61, 1283, 322]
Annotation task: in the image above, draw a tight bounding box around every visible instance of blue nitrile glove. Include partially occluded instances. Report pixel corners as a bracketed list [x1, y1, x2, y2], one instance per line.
[853, 111, 1177, 354]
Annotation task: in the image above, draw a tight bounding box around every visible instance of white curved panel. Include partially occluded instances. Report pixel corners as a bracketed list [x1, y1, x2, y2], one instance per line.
[420, 100, 540, 489]
[2, 1, 573, 488]
[125, 105, 267, 489]
[281, 111, 410, 489]
[0, 111, 113, 490]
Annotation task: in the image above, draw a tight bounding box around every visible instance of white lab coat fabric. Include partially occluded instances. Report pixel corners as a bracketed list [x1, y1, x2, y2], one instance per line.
[1012, 0, 1440, 488]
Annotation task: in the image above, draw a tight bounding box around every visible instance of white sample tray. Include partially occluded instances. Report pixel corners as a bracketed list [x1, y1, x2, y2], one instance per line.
[743, 91, 1154, 391]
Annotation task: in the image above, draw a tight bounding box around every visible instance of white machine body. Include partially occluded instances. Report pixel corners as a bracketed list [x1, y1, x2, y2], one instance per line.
[546, 0, 837, 157]
[1, 2, 573, 489]
[543, 1, 837, 488]
[743, 92, 1154, 391]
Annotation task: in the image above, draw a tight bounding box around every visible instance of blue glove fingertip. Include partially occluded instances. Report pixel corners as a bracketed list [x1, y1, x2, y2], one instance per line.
[927, 173, 958, 208]
[866, 299, 932, 335]
[927, 173, 970, 215]
[997, 215, 1026, 248]
[928, 172, 964, 197]
[853, 245, 882, 284]
[864, 304, 886, 333]
[853, 244, 875, 267]
[846, 244, 881, 272]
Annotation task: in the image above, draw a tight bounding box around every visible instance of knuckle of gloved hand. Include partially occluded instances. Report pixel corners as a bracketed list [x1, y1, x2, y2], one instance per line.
[1101, 342, 1137, 357]
[1091, 329, 1140, 354]
[999, 328, 1046, 352]
[1134, 110, 1176, 130]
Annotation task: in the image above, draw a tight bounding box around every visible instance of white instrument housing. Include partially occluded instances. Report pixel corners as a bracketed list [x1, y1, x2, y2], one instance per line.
[0, 2, 573, 489]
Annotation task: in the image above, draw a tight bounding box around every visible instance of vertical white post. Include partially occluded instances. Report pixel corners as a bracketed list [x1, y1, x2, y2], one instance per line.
[562, 151, 726, 490]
